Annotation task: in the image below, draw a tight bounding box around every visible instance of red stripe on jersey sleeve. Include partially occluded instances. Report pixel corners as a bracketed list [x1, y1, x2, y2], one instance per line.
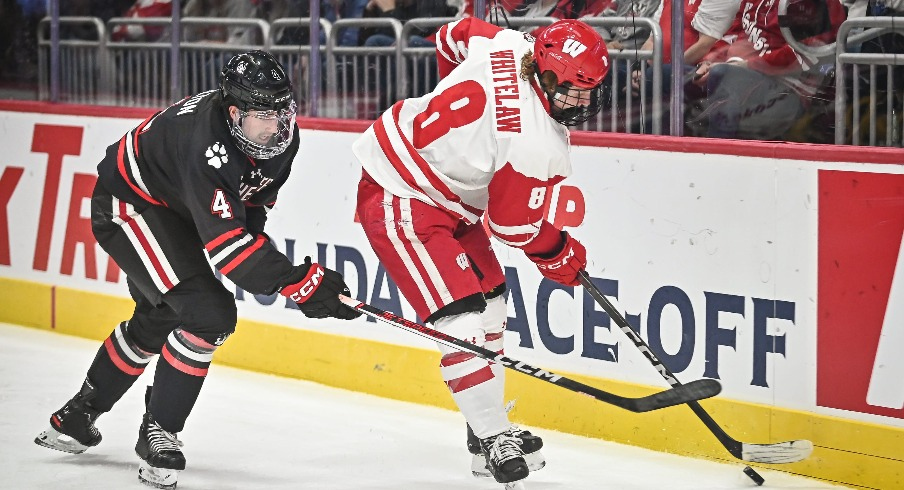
[116, 136, 164, 206]
[436, 18, 504, 79]
[486, 163, 564, 255]
[205, 227, 244, 252]
[219, 235, 266, 275]
[520, 220, 565, 256]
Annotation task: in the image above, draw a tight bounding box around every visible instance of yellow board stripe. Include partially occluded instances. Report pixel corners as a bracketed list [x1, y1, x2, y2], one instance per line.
[1, 277, 901, 489]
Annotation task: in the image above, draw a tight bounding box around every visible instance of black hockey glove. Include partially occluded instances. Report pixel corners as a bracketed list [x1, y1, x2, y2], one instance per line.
[279, 257, 362, 320]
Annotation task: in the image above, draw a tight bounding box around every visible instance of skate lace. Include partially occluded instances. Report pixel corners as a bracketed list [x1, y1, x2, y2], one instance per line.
[488, 434, 523, 464]
[506, 425, 526, 437]
[148, 422, 184, 453]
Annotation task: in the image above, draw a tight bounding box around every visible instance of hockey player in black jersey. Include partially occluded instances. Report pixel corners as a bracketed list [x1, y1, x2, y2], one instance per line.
[34, 50, 360, 489]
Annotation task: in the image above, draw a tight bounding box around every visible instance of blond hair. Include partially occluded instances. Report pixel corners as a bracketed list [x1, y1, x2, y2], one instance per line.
[520, 50, 557, 95]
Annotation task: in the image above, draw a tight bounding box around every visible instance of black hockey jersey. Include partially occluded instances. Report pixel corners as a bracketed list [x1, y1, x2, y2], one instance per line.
[97, 89, 301, 296]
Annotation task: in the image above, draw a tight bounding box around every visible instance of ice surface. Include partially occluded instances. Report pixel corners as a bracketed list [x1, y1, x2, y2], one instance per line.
[0, 323, 845, 489]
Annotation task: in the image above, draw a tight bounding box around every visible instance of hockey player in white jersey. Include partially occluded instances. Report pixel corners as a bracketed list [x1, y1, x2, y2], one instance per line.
[353, 18, 610, 487]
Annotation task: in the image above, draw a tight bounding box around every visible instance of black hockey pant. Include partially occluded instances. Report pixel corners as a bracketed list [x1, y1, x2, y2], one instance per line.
[84, 182, 238, 433]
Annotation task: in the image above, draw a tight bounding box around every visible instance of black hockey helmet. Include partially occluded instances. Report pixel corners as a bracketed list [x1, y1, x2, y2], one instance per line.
[221, 50, 294, 112]
[220, 50, 297, 159]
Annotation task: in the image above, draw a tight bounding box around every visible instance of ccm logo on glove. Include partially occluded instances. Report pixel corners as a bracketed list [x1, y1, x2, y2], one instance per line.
[279, 257, 362, 320]
[527, 231, 587, 286]
[536, 246, 577, 270]
[284, 264, 325, 303]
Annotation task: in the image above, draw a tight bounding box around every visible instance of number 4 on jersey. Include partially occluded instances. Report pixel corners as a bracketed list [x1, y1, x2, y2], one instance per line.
[211, 189, 233, 219]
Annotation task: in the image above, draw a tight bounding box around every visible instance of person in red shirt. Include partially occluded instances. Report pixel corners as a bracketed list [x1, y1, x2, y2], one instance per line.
[111, 0, 173, 42]
[691, 0, 846, 140]
[628, 0, 739, 125]
[459, 0, 612, 36]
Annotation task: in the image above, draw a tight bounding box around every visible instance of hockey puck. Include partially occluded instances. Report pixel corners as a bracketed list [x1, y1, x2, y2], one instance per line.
[743, 466, 765, 486]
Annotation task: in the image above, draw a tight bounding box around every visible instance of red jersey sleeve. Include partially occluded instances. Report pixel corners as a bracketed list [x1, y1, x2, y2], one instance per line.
[737, 0, 846, 75]
[433, 18, 505, 79]
[485, 163, 566, 256]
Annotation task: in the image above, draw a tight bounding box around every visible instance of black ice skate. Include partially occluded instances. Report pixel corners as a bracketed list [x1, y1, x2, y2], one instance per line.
[468, 424, 545, 478]
[135, 412, 185, 489]
[478, 431, 529, 484]
[34, 379, 103, 454]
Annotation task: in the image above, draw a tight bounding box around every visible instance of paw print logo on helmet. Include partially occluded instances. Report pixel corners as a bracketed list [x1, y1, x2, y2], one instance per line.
[205, 142, 229, 169]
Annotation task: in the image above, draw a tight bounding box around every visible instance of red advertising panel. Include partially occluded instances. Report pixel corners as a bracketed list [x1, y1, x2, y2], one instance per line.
[818, 170, 904, 418]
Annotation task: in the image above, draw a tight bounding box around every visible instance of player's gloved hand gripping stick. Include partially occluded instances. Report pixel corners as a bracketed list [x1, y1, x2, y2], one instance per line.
[526, 231, 586, 286]
[337, 295, 721, 413]
[281, 257, 361, 320]
[577, 270, 814, 469]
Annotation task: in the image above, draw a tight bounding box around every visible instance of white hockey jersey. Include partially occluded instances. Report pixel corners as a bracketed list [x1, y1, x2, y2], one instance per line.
[353, 17, 572, 256]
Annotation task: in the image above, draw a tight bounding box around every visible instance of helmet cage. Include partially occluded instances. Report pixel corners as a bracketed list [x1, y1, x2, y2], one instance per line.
[548, 81, 604, 126]
[220, 50, 296, 158]
[229, 100, 297, 160]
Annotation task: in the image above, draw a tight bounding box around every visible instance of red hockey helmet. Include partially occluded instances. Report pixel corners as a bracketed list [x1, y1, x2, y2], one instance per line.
[534, 20, 610, 125]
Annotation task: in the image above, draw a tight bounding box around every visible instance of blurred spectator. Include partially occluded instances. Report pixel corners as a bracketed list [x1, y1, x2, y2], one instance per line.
[93, 0, 141, 21]
[588, 0, 663, 50]
[182, 0, 256, 44]
[846, 0, 903, 89]
[256, 0, 310, 45]
[359, 0, 458, 47]
[111, 0, 174, 42]
[504, 0, 579, 22]
[324, 0, 370, 46]
[504, 0, 610, 19]
[356, 0, 457, 109]
[691, 0, 846, 141]
[0, 0, 24, 83]
[457, 0, 518, 18]
[251, 1, 345, 46]
[629, 0, 740, 99]
[0, 0, 51, 94]
[842, 0, 903, 144]
[61, 0, 105, 40]
[504, 0, 611, 34]
[15, 0, 43, 16]
[846, 0, 904, 17]
[459, 0, 610, 35]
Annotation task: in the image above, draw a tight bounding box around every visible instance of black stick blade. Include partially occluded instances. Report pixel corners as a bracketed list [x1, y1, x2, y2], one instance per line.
[631, 379, 722, 412]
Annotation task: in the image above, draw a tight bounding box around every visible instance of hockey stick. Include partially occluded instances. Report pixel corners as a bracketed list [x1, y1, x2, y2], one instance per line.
[578, 271, 814, 464]
[338, 295, 721, 413]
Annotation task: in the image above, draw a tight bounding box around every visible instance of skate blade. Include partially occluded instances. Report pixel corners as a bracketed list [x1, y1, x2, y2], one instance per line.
[139, 461, 179, 489]
[471, 451, 546, 478]
[504, 482, 527, 490]
[34, 427, 89, 454]
[524, 451, 545, 472]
